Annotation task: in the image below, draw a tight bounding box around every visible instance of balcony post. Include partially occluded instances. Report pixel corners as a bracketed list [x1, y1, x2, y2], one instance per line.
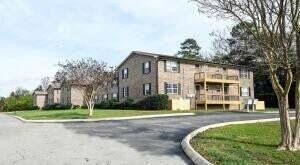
[204, 79, 207, 111]
[222, 82, 225, 111]
[238, 83, 241, 110]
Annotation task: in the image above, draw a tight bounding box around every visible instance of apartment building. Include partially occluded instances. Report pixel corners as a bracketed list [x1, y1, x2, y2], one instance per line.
[33, 91, 48, 108]
[95, 77, 119, 103]
[60, 81, 84, 106]
[35, 51, 254, 110]
[117, 51, 254, 110]
[46, 81, 61, 105]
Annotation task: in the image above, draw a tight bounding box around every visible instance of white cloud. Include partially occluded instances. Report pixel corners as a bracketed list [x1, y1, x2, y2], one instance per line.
[0, 0, 232, 96]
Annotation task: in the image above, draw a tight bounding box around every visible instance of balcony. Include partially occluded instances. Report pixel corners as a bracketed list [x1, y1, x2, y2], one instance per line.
[195, 72, 239, 84]
[197, 94, 240, 105]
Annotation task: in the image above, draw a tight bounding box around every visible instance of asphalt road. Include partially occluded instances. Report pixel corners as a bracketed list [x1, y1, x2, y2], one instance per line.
[0, 112, 281, 165]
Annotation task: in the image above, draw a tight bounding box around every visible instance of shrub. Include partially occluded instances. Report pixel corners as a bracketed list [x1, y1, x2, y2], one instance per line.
[32, 106, 39, 110]
[81, 105, 88, 109]
[94, 99, 119, 109]
[4, 95, 36, 111]
[118, 98, 135, 110]
[136, 94, 169, 110]
[77, 95, 169, 110]
[42, 103, 72, 110]
[72, 105, 81, 109]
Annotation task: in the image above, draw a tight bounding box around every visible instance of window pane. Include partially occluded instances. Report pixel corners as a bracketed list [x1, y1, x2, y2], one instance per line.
[145, 84, 150, 90]
[166, 61, 178, 72]
[145, 62, 149, 68]
[241, 87, 249, 96]
[166, 83, 178, 94]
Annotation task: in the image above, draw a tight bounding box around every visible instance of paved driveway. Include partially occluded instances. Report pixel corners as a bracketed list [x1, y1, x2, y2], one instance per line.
[0, 112, 280, 165]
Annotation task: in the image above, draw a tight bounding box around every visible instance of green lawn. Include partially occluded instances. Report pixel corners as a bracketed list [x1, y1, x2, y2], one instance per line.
[9, 109, 200, 120]
[265, 108, 279, 111]
[191, 121, 300, 165]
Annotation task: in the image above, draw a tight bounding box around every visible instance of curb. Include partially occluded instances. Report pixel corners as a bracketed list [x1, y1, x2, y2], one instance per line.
[181, 117, 296, 165]
[11, 113, 196, 123]
[263, 111, 296, 114]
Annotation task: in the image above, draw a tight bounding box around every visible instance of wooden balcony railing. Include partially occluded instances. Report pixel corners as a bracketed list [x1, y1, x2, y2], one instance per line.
[197, 94, 240, 103]
[224, 95, 240, 101]
[195, 72, 239, 83]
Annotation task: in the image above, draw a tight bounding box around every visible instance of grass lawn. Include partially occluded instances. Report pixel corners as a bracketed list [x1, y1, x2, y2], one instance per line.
[9, 109, 200, 120]
[265, 108, 279, 111]
[191, 121, 300, 165]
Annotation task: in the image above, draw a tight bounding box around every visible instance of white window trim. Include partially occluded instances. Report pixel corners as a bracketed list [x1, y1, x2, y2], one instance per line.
[112, 93, 118, 98]
[123, 68, 128, 79]
[166, 61, 179, 72]
[166, 83, 178, 94]
[144, 83, 151, 96]
[143, 61, 151, 74]
[123, 87, 129, 98]
[240, 69, 248, 79]
[241, 87, 250, 97]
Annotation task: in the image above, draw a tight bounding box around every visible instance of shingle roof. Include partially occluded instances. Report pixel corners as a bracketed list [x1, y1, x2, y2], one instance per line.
[33, 91, 47, 95]
[117, 51, 253, 70]
[47, 81, 61, 90]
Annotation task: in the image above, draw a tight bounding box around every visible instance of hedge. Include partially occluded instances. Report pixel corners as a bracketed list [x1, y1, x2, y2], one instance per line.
[93, 94, 169, 110]
[42, 103, 72, 110]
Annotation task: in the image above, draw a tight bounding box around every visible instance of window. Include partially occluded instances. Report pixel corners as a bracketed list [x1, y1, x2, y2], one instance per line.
[122, 87, 129, 98]
[104, 81, 108, 86]
[112, 93, 118, 99]
[203, 65, 208, 71]
[224, 85, 229, 95]
[241, 87, 250, 97]
[240, 69, 248, 79]
[143, 61, 151, 74]
[216, 87, 221, 93]
[166, 61, 179, 72]
[122, 68, 128, 79]
[103, 94, 108, 100]
[95, 96, 98, 102]
[165, 83, 181, 94]
[216, 67, 222, 73]
[143, 83, 151, 95]
[111, 80, 117, 87]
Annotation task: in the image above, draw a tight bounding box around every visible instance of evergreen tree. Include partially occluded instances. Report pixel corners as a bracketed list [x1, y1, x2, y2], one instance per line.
[177, 38, 202, 60]
[211, 22, 295, 108]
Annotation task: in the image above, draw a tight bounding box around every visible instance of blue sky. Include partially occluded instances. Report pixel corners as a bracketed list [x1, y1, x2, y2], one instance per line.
[0, 0, 231, 97]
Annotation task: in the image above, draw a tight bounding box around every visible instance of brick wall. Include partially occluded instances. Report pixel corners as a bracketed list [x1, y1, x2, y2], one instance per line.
[60, 82, 84, 106]
[34, 94, 47, 108]
[118, 54, 157, 102]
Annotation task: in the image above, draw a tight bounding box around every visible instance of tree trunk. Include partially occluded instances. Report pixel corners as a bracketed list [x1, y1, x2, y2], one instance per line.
[88, 100, 94, 116]
[293, 32, 300, 149]
[277, 95, 293, 150]
[294, 75, 300, 149]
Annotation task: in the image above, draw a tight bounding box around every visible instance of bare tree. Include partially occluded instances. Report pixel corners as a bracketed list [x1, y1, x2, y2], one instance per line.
[192, 0, 299, 150]
[58, 58, 114, 116]
[294, 26, 300, 149]
[41, 77, 50, 91]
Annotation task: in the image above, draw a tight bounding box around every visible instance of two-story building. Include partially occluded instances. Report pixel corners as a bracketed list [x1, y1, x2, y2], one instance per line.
[46, 81, 62, 105]
[60, 81, 85, 106]
[36, 51, 255, 110]
[117, 51, 254, 110]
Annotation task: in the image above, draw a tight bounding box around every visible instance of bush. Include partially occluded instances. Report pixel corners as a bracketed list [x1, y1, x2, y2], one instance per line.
[78, 95, 169, 110]
[117, 98, 135, 110]
[136, 94, 169, 110]
[42, 103, 72, 110]
[32, 106, 39, 110]
[94, 99, 119, 109]
[3, 95, 36, 111]
[72, 105, 81, 109]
